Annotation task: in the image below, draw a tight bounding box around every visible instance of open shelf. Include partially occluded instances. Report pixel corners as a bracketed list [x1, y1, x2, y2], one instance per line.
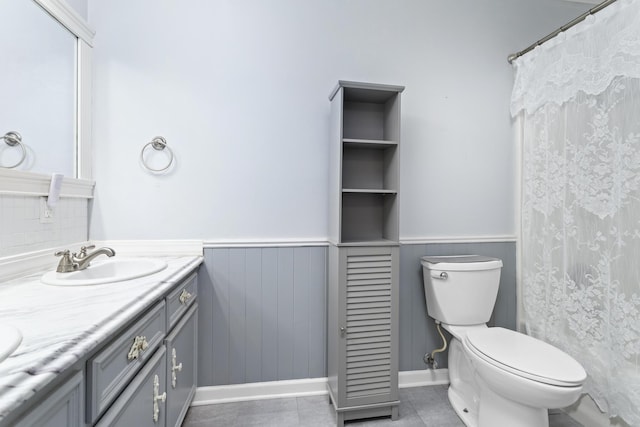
[342, 189, 397, 194]
[329, 81, 403, 245]
[341, 192, 398, 243]
[342, 144, 398, 191]
[343, 138, 398, 149]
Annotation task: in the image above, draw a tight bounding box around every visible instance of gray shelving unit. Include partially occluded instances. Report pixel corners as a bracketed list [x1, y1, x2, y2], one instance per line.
[327, 81, 404, 426]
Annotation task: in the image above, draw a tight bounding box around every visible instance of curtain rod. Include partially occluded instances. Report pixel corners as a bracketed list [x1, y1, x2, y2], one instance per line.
[507, 0, 618, 64]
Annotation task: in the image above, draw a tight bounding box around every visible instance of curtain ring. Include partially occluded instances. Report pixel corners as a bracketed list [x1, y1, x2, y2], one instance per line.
[1, 131, 27, 169]
[140, 136, 174, 173]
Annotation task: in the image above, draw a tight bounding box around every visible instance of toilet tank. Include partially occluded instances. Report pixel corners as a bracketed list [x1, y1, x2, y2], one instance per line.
[421, 255, 503, 326]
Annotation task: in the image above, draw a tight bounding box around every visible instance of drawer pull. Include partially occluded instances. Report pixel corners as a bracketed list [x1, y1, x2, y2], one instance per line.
[152, 374, 166, 423]
[127, 335, 149, 361]
[178, 289, 193, 304]
[171, 348, 183, 388]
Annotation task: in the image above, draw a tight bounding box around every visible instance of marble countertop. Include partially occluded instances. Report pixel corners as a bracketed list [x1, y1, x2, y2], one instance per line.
[0, 255, 203, 424]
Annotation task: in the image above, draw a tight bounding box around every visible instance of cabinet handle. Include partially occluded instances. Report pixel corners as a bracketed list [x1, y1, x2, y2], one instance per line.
[171, 348, 183, 388]
[127, 335, 149, 361]
[178, 289, 193, 305]
[340, 327, 346, 338]
[152, 374, 166, 423]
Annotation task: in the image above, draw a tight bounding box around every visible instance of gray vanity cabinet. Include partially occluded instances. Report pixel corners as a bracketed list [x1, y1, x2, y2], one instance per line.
[14, 371, 84, 427]
[94, 273, 199, 427]
[327, 81, 403, 426]
[1, 265, 200, 427]
[165, 303, 198, 427]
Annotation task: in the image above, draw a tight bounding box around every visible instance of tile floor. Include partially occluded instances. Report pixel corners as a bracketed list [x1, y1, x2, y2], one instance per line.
[182, 385, 584, 427]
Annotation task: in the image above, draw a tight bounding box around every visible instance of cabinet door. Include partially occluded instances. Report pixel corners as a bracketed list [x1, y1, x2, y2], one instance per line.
[165, 303, 198, 427]
[341, 246, 398, 407]
[14, 371, 84, 427]
[95, 346, 167, 427]
[87, 301, 166, 423]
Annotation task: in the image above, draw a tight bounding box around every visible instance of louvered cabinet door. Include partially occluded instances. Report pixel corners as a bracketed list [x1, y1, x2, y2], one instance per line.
[339, 246, 399, 408]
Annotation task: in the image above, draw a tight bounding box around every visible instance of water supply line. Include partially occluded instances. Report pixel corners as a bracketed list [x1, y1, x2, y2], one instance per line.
[424, 321, 448, 369]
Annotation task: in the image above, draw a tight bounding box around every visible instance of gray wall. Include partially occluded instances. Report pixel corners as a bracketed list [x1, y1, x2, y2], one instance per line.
[198, 246, 327, 386]
[88, 0, 588, 241]
[197, 242, 516, 386]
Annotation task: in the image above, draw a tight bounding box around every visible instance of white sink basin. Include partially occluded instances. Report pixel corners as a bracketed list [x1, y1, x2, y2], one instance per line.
[41, 258, 168, 286]
[0, 324, 22, 364]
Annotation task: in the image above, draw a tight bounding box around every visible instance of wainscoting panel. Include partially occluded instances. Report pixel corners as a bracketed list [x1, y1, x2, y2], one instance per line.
[198, 246, 327, 386]
[398, 242, 517, 371]
[198, 241, 516, 386]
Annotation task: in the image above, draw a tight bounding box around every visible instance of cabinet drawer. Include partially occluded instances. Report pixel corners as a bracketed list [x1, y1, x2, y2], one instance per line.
[87, 301, 166, 423]
[95, 346, 167, 427]
[166, 272, 197, 330]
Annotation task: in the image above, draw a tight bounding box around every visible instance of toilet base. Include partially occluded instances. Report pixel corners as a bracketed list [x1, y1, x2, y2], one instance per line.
[445, 331, 560, 427]
[478, 380, 549, 427]
[448, 387, 477, 427]
[446, 337, 479, 427]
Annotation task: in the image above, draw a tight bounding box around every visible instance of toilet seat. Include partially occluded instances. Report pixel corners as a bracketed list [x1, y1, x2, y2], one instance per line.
[464, 327, 586, 387]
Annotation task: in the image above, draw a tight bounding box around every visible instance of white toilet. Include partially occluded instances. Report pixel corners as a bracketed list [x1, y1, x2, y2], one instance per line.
[421, 255, 586, 427]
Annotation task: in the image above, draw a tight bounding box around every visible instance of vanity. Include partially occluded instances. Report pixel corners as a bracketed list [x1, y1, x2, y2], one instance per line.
[0, 255, 202, 427]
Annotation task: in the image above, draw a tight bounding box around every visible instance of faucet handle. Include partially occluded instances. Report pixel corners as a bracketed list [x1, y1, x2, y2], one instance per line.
[76, 245, 96, 259]
[54, 250, 78, 273]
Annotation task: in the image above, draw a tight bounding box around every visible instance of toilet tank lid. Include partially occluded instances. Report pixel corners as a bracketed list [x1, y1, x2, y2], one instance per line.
[420, 255, 503, 271]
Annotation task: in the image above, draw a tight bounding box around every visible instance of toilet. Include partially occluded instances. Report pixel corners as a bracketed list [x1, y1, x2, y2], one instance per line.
[421, 255, 586, 427]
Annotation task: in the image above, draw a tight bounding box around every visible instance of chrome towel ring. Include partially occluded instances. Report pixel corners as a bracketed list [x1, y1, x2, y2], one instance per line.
[1, 131, 27, 169]
[140, 136, 174, 173]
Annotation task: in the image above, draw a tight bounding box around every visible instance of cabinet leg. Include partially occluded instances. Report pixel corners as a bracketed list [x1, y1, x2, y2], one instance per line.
[391, 406, 399, 420]
[336, 412, 345, 427]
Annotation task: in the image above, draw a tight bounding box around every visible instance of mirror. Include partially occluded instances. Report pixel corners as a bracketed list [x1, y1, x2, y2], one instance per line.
[0, 0, 77, 176]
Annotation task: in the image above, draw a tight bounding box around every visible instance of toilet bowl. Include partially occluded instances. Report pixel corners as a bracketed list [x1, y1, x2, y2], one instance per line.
[421, 255, 586, 427]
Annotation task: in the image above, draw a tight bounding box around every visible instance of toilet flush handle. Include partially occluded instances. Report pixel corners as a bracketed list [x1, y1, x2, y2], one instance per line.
[431, 271, 448, 280]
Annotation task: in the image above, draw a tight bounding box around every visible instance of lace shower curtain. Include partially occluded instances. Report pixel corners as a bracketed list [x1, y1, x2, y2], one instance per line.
[511, 1, 640, 424]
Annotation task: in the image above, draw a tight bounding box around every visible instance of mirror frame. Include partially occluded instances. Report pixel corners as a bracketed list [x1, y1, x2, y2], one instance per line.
[0, 0, 95, 198]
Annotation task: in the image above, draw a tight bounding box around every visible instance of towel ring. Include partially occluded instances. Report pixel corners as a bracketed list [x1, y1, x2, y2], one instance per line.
[1, 131, 26, 169]
[140, 136, 174, 173]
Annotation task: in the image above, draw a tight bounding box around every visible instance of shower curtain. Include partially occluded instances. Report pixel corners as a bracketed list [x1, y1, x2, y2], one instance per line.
[511, 1, 640, 424]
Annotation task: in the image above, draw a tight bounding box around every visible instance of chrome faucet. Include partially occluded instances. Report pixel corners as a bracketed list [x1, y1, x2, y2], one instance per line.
[75, 246, 116, 270]
[55, 245, 116, 272]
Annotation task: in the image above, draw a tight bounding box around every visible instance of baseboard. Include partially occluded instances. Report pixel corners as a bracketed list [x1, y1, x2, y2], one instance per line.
[398, 369, 450, 388]
[192, 369, 449, 406]
[192, 378, 328, 406]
